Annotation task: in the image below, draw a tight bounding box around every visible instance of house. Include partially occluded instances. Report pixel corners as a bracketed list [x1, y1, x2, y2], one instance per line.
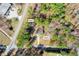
[0, 3, 12, 17]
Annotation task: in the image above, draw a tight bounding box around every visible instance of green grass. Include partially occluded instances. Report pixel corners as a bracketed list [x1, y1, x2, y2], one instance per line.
[17, 22, 29, 48]
[17, 9, 30, 48]
[17, 5, 35, 48]
[35, 3, 65, 26]
[17, 3, 77, 49]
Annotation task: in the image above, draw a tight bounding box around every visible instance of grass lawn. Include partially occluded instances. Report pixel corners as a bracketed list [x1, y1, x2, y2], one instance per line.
[17, 3, 77, 49]
[17, 6, 31, 48]
[17, 18, 29, 48]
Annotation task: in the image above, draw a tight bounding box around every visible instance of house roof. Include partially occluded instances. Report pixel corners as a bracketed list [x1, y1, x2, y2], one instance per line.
[0, 3, 11, 16]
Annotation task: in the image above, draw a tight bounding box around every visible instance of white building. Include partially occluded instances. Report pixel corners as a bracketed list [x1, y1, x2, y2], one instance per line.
[0, 3, 11, 17]
[0, 3, 20, 20]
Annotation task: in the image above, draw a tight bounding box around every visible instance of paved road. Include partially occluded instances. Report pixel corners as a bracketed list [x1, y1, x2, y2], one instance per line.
[5, 4, 29, 53]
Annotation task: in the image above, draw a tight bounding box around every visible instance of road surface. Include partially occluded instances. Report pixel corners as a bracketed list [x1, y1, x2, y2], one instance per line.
[5, 4, 29, 53]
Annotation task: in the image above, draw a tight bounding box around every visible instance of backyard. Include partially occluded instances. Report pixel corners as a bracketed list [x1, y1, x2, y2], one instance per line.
[17, 3, 78, 49]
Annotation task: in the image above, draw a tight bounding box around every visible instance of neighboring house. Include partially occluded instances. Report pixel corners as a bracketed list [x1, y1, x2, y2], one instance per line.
[0, 3, 12, 17]
[0, 3, 19, 19]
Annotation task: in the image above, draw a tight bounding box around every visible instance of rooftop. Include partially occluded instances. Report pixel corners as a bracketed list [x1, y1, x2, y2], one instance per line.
[0, 3, 11, 16]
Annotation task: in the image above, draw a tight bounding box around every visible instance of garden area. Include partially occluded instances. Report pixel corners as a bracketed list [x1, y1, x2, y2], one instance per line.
[33, 3, 78, 48]
[17, 20, 31, 48]
[17, 3, 78, 50]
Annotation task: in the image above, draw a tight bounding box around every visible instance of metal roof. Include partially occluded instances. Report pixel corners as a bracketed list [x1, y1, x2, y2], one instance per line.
[0, 3, 11, 16]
